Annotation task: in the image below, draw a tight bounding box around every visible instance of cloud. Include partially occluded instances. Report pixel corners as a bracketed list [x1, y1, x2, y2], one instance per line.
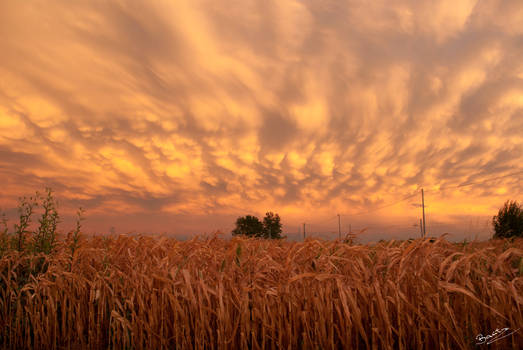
[0, 0, 522, 238]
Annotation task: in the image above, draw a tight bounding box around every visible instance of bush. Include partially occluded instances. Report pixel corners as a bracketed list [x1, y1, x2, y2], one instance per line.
[492, 200, 523, 239]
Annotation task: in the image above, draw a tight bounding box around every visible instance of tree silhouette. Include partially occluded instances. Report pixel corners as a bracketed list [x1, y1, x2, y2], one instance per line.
[262, 212, 282, 239]
[492, 200, 523, 238]
[232, 212, 283, 239]
[232, 215, 264, 237]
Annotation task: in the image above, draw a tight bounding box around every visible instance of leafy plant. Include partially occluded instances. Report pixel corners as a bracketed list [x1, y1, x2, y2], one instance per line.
[13, 194, 38, 252]
[1, 188, 84, 258]
[0, 212, 8, 256]
[68, 207, 84, 256]
[32, 188, 60, 254]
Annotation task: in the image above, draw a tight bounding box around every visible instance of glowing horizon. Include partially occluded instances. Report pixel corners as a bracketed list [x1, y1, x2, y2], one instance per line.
[0, 0, 522, 241]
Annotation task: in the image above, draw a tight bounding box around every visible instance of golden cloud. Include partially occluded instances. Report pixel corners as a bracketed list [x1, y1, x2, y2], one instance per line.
[0, 0, 521, 239]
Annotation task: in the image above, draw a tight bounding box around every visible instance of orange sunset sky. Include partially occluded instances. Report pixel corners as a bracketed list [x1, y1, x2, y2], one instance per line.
[0, 1, 522, 241]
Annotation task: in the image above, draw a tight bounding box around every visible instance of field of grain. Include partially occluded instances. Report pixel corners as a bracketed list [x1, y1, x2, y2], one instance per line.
[1, 234, 522, 349]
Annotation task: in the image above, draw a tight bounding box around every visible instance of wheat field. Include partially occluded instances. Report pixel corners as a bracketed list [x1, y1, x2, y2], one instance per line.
[1, 234, 522, 349]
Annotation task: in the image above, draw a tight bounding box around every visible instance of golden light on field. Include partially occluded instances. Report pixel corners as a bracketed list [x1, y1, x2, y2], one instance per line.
[0, 0, 522, 240]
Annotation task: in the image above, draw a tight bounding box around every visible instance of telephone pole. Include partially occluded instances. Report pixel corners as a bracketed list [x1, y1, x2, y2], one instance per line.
[419, 218, 423, 238]
[337, 214, 341, 240]
[303, 223, 306, 240]
[421, 188, 426, 238]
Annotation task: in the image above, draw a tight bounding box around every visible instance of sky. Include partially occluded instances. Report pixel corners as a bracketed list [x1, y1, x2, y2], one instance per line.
[0, 0, 522, 242]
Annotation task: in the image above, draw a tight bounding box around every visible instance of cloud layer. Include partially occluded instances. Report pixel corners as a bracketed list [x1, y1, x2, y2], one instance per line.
[1, 0, 522, 239]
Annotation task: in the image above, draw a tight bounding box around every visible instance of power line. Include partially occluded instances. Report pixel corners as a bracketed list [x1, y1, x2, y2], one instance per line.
[309, 214, 338, 227]
[340, 191, 419, 217]
[431, 169, 523, 192]
[298, 170, 522, 240]
[337, 170, 521, 219]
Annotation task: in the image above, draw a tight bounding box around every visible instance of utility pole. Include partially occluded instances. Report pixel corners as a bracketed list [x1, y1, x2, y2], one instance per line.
[337, 214, 341, 240]
[422, 188, 426, 238]
[303, 223, 306, 240]
[420, 218, 423, 238]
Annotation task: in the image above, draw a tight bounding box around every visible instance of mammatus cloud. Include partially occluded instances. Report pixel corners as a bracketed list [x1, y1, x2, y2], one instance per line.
[0, 0, 521, 239]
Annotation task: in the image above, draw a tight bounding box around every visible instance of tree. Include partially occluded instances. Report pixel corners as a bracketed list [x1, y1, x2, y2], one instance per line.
[262, 212, 283, 239]
[492, 200, 523, 239]
[232, 212, 283, 239]
[232, 215, 264, 237]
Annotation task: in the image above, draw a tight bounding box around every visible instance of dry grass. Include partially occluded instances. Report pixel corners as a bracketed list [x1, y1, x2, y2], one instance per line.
[1, 234, 522, 349]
